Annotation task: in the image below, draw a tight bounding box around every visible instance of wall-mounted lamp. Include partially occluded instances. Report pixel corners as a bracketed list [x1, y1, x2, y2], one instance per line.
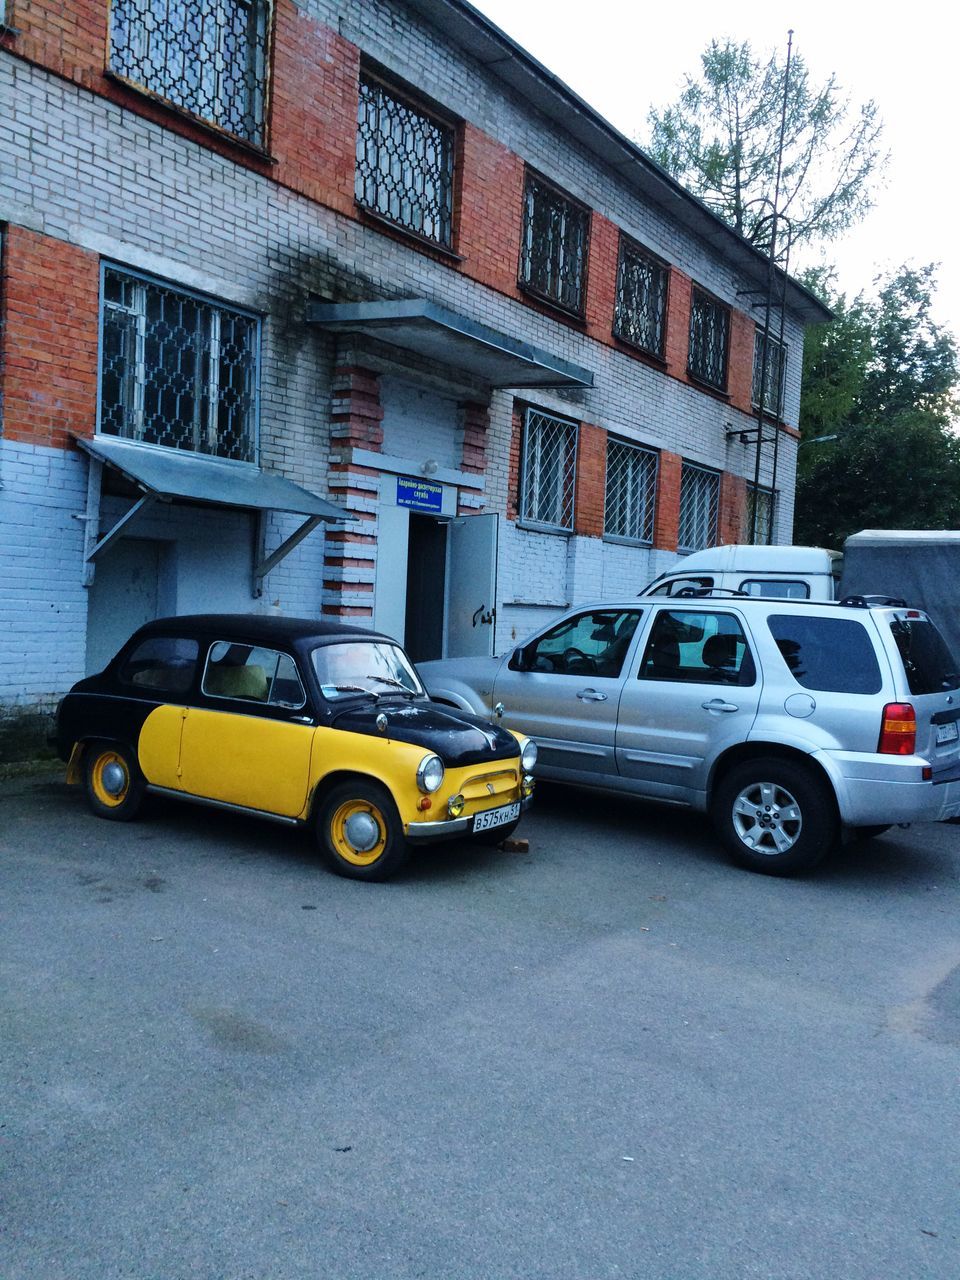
[421, 458, 439, 476]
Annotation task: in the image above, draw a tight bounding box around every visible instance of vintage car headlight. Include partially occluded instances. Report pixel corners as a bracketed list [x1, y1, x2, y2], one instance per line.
[416, 754, 445, 794]
[521, 739, 538, 773]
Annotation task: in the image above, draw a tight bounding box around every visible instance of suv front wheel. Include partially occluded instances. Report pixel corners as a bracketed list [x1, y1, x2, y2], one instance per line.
[712, 759, 838, 876]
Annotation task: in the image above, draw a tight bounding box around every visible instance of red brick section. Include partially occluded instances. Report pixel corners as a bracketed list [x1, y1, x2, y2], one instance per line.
[653, 451, 682, 552]
[457, 125, 525, 296]
[584, 214, 618, 344]
[460, 402, 489, 476]
[506, 403, 525, 522]
[322, 363, 382, 620]
[663, 269, 692, 381]
[726, 310, 756, 414]
[271, 1, 358, 215]
[574, 422, 607, 538]
[719, 470, 747, 545]
[1, 226, 100, 450]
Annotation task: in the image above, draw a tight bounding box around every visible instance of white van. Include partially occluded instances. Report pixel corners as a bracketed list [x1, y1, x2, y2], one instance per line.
[640, 544, 841, 600]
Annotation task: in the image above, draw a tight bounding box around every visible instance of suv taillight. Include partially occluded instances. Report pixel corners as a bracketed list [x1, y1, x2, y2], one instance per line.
[878, 703, 916, 755]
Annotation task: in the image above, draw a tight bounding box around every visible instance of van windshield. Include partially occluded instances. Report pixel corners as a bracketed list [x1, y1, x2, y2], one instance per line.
[887, 616, 960, 694]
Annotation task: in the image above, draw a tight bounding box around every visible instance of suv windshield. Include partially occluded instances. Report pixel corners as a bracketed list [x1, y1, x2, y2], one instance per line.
[887, 615, 960, 694]
[311, 640, 424, 700]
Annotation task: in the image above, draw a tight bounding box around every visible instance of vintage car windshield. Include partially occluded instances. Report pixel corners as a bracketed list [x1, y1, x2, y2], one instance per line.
[311, 640, 425, 700]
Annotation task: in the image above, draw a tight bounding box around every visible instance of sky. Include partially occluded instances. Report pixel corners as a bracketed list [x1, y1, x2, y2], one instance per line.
[471, 0, 960, 338]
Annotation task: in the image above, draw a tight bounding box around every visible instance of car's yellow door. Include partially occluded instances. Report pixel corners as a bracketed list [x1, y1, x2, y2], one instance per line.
[178, 707, 314, 818]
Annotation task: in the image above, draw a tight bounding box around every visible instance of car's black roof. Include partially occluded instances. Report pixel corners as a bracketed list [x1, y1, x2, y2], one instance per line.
[131, 613, 395, 649]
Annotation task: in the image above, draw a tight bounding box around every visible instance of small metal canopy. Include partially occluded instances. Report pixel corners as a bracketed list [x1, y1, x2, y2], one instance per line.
[75, 435, 346, 595]
[306, 298, 594, 390]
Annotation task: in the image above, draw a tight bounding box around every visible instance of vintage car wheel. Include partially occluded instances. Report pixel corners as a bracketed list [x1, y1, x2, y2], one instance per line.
[83, 741, 146, 822]
[712, 759, 838, 876]
[317, 781, 410, 881]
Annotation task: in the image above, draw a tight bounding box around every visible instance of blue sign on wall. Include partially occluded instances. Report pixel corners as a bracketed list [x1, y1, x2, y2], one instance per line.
[397, 476, 443, 513]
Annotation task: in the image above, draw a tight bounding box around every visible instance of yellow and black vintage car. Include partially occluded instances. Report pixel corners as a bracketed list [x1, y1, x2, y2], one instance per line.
[55, 615, 536, 880]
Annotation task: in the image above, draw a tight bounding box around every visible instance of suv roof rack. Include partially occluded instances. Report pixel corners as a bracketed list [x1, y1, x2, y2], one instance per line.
[838, 594, 909, 609]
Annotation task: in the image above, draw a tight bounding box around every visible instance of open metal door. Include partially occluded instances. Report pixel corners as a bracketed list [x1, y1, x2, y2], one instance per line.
[446, 513, 499, 657]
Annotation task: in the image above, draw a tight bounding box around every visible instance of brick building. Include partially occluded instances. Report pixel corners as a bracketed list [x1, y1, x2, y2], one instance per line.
[0, 0, 830, 754]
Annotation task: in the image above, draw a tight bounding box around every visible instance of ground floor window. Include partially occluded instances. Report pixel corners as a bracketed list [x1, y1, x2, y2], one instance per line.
[519, 408, 578, 532]
[746, 484, 776, 544]
[678, 463, 719, 552]
[604, 438, 657, 544]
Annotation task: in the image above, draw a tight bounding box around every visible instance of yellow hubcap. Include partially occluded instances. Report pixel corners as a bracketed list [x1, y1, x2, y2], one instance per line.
[91, 751, 129, 808]
[329, 799, 387, 866]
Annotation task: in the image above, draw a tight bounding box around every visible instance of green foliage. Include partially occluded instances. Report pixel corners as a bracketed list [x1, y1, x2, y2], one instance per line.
[648, 39, 884, 250]
[795, 265, 960, 546]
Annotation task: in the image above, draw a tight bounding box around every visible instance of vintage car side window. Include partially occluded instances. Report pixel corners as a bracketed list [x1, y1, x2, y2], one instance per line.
[767, 615, 882, 694]
[739, 578, 810, 599]
[520, 609, 642, 677]
[203, 642, 306, 707]
[118, 636, 199, 694]
[639, 610, 756, 685]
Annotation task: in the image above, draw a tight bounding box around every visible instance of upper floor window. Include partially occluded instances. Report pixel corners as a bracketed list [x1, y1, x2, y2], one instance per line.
[613, 237, 667, 356]
[109, 0, 270, 147]
[604, 438, 658, 544]
[519, 173, 589, 317]
[688, 288, 729, 390]
[678, 462, 719, 552]
[99, 266, 259, 463]
[752, 329, 787, 416]
[355, 72, 455, 248]
[520, 408, 578, 532]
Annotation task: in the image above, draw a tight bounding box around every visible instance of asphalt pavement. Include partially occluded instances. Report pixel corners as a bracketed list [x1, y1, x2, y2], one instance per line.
[2, 768, 959, 1279]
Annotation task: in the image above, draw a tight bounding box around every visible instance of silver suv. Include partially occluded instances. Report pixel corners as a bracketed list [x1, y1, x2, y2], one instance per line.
[419, 595, 960, 875]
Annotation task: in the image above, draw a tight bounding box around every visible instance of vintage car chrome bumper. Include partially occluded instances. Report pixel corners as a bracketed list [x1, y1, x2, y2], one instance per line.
[405, 794, 533, 842]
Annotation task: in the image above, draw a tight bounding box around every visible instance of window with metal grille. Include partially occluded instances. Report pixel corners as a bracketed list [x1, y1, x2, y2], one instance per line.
[746, 484, 776, 544]
[520, 408, 578, 531]
[613, 238, 667, 356]
[519, 173, 589, 316]
[604, 438, 658, 544]
[355, 73, 455, 247]
[688, 288, 729, 390]
[678, 463, 719, 552]
[109, 0, 270, 147]
[752, 330, 787, 416]
[99, 266, 259, 463]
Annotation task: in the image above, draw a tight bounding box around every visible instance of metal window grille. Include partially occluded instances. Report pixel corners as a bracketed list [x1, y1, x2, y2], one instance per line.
[678, 463, 719, 552]
[604, 439, 657, 543]
[688, 289, 729, 389]
[746, 485, 776, 544]
[613, 239, 667, 355]
[99, 266, 259, 462]
[520, 409, 578, 531]
[519, 173, 588, 315]
[355, 75, 455, 247]
[752, 330, 787, 415]
[109, 0, 270, 146]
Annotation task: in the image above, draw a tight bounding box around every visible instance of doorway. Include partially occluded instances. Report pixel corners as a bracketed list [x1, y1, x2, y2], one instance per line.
[404, 514, 447, 663]
[85, 538, 163, 674]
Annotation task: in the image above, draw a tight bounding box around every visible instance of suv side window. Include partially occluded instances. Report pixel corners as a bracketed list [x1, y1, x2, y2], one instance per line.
[887, 616, 960, 694]
[203, 642, 306, 707]
[767, 615, 882, 694]
[118, 637, 199, 694]
[519, 609, 643, 677]
[639, 610, 756, 685]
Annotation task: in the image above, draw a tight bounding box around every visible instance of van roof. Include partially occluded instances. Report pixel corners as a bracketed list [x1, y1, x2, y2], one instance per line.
[664, 545, 841, 574]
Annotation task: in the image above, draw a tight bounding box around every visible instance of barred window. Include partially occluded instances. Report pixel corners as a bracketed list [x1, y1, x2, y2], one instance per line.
[519, 173, 589, 316]
[520, 408, 578, 532]
[678, 463, 719, 552]
[746, 485, 776, 545]
[613, 238, 667, 356]
[99, 267, 259, 463]
[355, 73, 455, 247]
[604, 439, 658, 544]
[688, 288, 729, 390]
[109, 1, 270, 146]
[752, 330, 787, 416]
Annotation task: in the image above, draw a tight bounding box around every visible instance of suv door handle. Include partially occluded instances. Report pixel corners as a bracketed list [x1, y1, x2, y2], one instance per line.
[577, 688, 608, 702]
[701, 699, 739, 713]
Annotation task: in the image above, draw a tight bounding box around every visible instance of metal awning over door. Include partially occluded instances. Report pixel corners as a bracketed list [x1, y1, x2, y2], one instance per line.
[75, 435, 347, 594]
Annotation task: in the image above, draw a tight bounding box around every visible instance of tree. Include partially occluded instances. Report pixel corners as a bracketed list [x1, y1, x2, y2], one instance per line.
[647, 39, 885, 251]
[795, 265, 960, 546]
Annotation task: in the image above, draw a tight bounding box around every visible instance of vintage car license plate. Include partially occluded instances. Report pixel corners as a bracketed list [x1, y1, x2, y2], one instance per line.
[936, 720, 959, 745]
[473, 802, 520, 833]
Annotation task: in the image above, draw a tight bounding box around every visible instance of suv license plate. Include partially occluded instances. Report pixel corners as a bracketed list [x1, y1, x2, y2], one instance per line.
[936, 721, 959, 745]
[473, 802, 520, 833]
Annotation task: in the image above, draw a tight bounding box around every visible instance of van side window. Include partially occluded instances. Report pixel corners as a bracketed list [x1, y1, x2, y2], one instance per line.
[650, 576, 714, 597]
[639, 610, 756, 685]
[767, 616, 881, 694]
[739, 579, 810, 599]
